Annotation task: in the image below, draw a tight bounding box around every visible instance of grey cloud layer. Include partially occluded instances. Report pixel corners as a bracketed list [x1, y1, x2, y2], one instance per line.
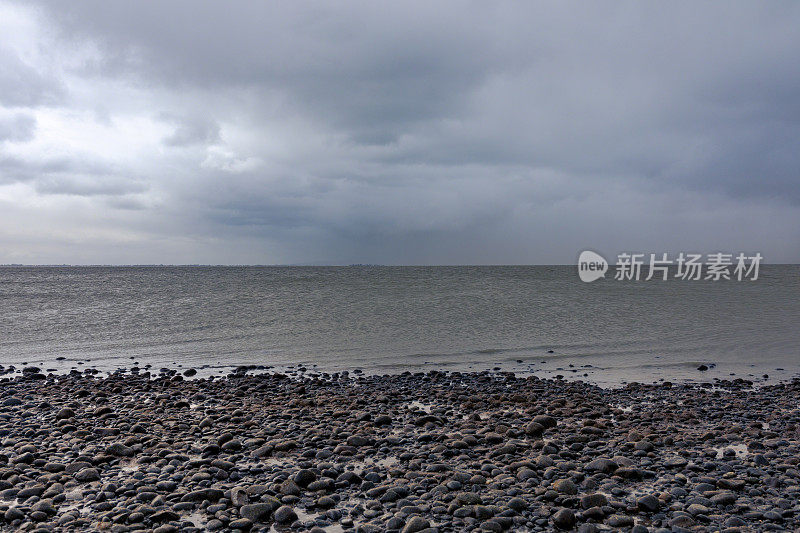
[0, 45, 63, 107]
[161, 115, 220, 147]
[1, 1, 799, 263]
[0, 112, 35, 142]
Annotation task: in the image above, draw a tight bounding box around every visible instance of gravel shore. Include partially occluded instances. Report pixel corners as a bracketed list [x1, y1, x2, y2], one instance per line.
[1, 367, 799, 532]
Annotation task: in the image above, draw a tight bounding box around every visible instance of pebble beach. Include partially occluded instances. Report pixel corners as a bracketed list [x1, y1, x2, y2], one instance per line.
[1, 367, 799, 532]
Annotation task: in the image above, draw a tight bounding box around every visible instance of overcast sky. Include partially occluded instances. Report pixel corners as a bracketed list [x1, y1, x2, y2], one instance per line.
[1, 1, 799, 264]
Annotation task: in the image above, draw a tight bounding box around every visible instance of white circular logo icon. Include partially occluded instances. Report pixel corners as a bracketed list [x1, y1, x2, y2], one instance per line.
[578, 250, 608, 282]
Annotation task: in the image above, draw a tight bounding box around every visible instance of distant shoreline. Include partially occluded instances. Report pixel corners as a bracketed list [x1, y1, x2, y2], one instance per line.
[2, 263, 796, 269]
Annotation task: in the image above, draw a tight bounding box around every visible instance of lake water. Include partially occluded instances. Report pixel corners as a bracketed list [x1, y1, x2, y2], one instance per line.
[1, 265, 798, 386]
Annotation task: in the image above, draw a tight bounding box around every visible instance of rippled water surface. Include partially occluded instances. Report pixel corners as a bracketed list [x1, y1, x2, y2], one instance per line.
[1, 265, 798, 385]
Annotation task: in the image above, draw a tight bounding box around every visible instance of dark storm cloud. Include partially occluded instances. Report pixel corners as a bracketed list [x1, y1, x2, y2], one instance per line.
[41, 2, 491, 143]
[3, 1, 800, 263]
[40, 2, 800, 190]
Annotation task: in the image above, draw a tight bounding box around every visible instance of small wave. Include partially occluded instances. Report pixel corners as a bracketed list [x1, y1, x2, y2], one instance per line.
[593, 360, 711, 371]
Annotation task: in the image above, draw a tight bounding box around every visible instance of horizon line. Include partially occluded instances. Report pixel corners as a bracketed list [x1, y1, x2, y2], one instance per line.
[0, 263, 575, 267]
[0, 262, 796, 268]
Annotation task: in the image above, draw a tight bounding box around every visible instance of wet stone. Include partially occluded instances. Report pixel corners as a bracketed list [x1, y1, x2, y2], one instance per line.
[0, 367, 797, 533]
